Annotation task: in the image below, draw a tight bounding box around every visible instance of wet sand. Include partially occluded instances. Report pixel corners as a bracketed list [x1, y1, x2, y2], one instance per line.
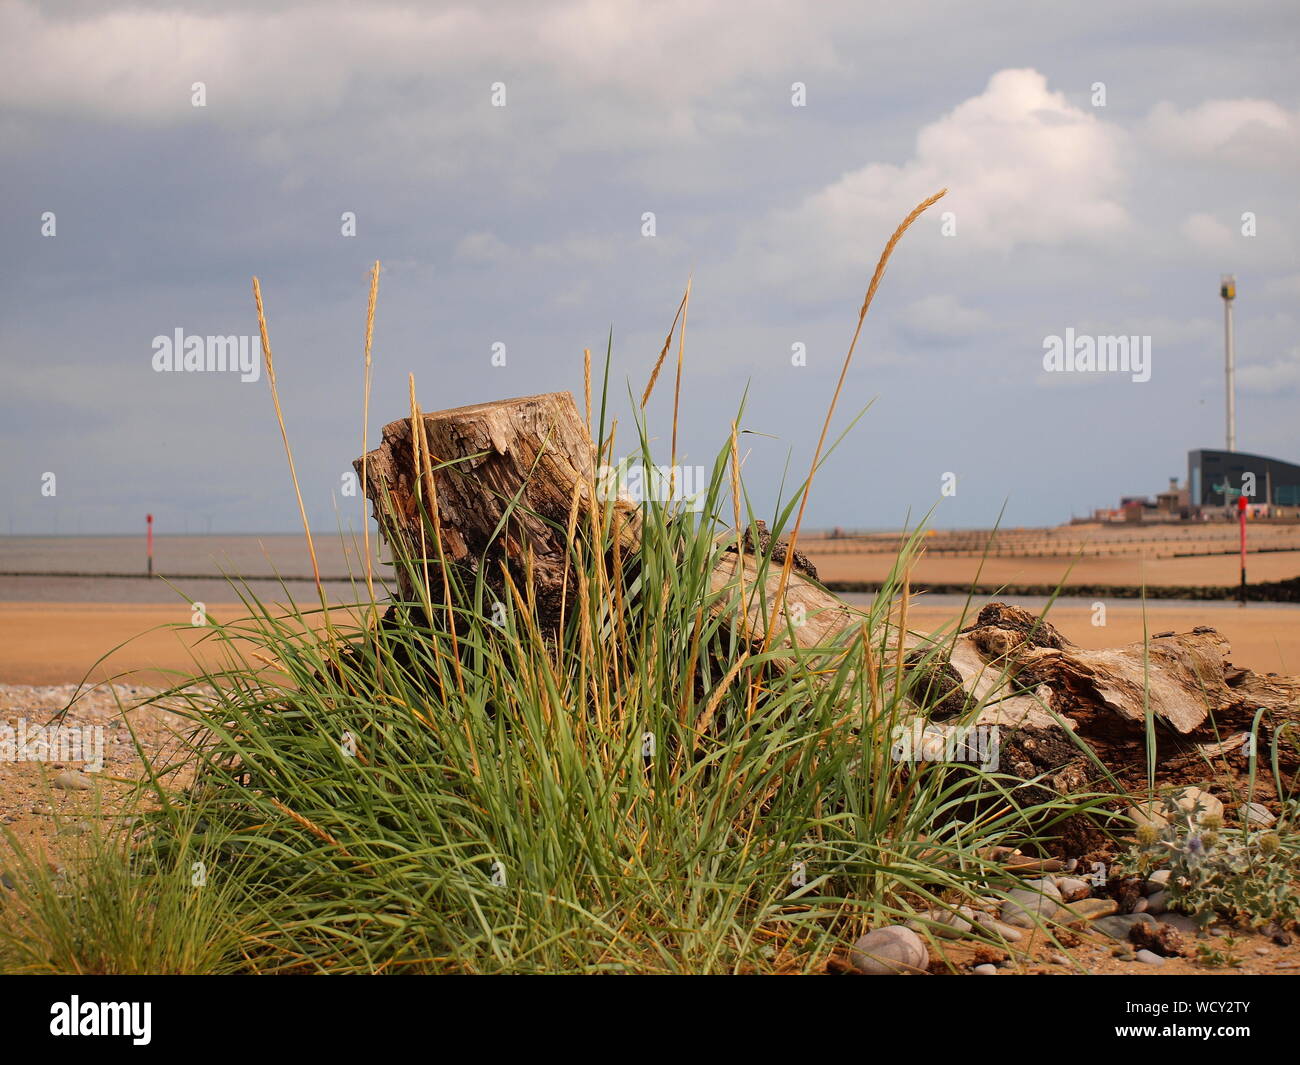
[0, 602, 328, 685]
[804, 548, 1300, 589]
[2, 525, 1296, 683]
[1, 596, 1296, 685]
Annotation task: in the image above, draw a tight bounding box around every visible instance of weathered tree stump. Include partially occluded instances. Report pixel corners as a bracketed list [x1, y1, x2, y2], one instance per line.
[355, 391, 621, 628]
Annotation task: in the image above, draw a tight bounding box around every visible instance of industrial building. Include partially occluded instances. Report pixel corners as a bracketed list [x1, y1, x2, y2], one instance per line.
[1189, 449, 1300, 516]
[1080, 277, 1300, 524]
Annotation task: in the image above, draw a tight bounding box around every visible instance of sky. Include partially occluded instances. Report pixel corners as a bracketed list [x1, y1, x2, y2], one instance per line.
[1, 0, 1297, 536]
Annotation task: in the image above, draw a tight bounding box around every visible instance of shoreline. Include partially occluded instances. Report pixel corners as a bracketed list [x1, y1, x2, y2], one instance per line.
[825, 577, 1300, 602]
[2, 595, 1294, 685]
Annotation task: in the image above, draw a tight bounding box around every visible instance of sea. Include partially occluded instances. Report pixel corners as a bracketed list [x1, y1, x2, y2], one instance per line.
[0, 534, 381, 604]
[0, 534, 1288, 612]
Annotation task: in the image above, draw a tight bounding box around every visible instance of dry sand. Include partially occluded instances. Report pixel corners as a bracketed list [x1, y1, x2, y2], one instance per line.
[1, 566, 1296, 976]
[1, 595, 1297, 684]
[0, 602, 260, 686]
[804, 547, 1300, 589]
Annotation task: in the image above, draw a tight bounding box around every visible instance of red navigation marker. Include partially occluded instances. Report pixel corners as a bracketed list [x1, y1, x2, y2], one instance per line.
[147, 513, 154, 577]
[1237, 494, 1247, 604]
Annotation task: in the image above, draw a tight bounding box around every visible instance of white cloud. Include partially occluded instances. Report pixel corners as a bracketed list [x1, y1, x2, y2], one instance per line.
[0, 1, 477, 124]
[742, 69, 1131, 287]
[1146, 98, 1298, 167]
[0, 0, 837, 148]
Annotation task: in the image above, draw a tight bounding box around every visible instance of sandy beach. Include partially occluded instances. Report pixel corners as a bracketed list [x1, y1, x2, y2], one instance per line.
[2, 595, 1296, 685]
[1, 526, 1297, 682]
[806, 549, 1300, 590]
[798, 522, 1300, 590]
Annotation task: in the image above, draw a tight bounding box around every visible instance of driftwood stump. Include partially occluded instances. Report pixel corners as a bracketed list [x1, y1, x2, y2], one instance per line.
[354, 391, 628, 628]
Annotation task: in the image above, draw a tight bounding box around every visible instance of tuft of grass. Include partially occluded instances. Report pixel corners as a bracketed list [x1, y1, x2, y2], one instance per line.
[0, 808, 257, 975]
[16, 385, 1106, 974]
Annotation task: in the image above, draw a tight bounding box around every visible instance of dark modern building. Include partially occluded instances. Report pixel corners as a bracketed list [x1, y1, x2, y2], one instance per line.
[1188, 449, 1300, 508]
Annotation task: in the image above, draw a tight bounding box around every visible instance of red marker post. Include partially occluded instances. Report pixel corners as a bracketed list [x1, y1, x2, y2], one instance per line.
[1237, 494, 1247, 605]
[147, 513, 154, 577]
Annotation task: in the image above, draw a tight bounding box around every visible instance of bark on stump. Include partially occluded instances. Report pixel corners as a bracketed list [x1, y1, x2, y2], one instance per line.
[354, 391, 629, 628]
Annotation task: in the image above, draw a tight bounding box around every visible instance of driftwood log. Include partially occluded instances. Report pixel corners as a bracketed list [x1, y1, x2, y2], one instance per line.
[356, 393, 1299, 857]
[355, 392, 636, 626]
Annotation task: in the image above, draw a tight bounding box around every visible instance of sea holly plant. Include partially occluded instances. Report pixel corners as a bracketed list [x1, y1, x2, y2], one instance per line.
[1119, 796, 1300, 930]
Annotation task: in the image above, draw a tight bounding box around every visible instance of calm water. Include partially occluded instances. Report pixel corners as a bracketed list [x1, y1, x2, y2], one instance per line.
[1, 536, 1292, 609]
[0, 535, 382, 603]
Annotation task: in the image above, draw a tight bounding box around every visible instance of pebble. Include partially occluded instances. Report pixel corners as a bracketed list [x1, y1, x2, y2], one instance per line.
[52, 769, 93, 791]
[1128, 801, 1168, 830]
[1026, 878, 1063, 901]
[1055, 877, 1091, 902]
[1174, 787, 1223, 825]
[973, 963, 997, 975]
[1129, 787, 1223, 830]
[1132, 897, 1148, 913]
[1255, 948, 1270, 956]
[1135, 949, 1166, 966]
[1241, 802, 1276, 828]
[850, 926, 929, 975]
[1157, 913, 1200, 936]
[973, 912, 1024, 942]
[906, 906, 974, 940]
[1143, 870, 1170, 895]
[1093, 913, 1156, 940]
[1062, 897, 1118, 923]
[1001, 888, 1060, 929]
[1146, 890, 1168, 915]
